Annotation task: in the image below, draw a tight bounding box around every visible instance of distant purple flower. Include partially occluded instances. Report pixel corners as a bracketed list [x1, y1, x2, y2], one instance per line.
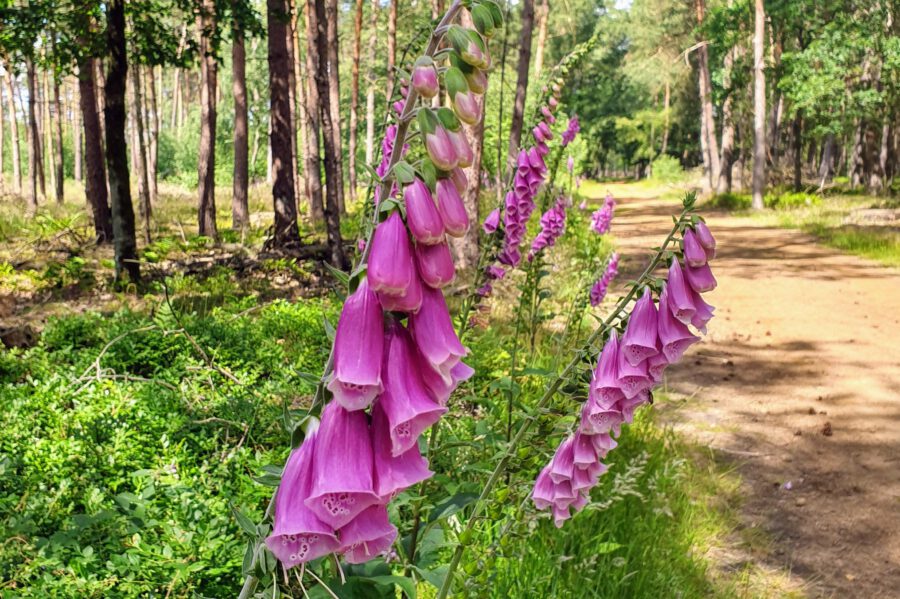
[589, 252, 619, 307]
[528, 199, 567, 261]
[561, 116, 580, 147]
[590, 194, 616, 235]
[482, 208, 500, 234]
[567, 155, 575, 174]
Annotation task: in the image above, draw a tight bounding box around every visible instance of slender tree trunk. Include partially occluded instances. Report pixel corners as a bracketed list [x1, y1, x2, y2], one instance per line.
[532, 0, 549, 76]
[312, 0, 346, 267]
[716, 48, 736, 193]
[129, 64, 152, 243]
[72, 79, 83, 182]
[197, 0, 219, 239]
[145, 66, 159, 203]
[769, 92, 783, 167]
[695, 0, 719, 191]
[850, 121, 865, 188]
[325, 0, 345, 213]
[494, 0, 511, 201]
[5, 72, 22, 193]
[386, 0, 397, 101]
[94, 59, 106, 145]
[751, 0, 766, 209]
[304, 0, 326, 221]
[878, 120, 891, 190]
[105, 0, 140, 282]
[171, 68, 181, 129]
[348, 0, 364, 204]
[232, 20, 250, 232]
[286, 0, 302, 212]
[817, 133, 835, 191]
[363, 0, 379, 165]
[25, 60, 41, 214]
[792, 111, 802, 192]
[52, 74, 64, 203]
[42, 70, 54, 200]
[0, 75, 4, 190]
[79, 56, 113, 243]
[661, 80, 671, 155]
[507, 0, 535, 169]
[268, 0, 302, 246]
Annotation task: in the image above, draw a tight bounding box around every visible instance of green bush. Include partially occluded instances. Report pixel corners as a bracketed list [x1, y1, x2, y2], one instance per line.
[765, 190, 821, 209]
[708, 192, 751, 210]
[649, 155, 685, 183]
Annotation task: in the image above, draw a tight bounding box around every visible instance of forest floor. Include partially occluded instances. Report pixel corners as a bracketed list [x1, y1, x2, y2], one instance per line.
[605, 182, 900, 598]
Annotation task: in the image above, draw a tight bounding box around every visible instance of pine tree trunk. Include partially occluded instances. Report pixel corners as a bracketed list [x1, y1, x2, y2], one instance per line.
[43, 70, 54, 201]
[197, 0, 219, 239]
[717, 48, 736, 194]
[26, 60, 41, 214]
[105, 0, 140, 282]
[695, 0, 719, 191]
[304, 0, 326, 221]
[171, 68, 181, 129]
[145, 66, 159, 204]
[850, 120, 865, 188]
[506, 0, 535, 168]
[0, 74, 4, 190]
[268, 0, 302, 246]
[325, 0, 345, 214]
[286, 0, 302, 211]
[386, 0, 397, 101]
[661, 81, 670, 155]
[364, 0, 379, 165]
[348, 0, 364, 204]
[494, 2, 511, 201]
[5, 72, 22, 193]
[532, 0, 549, 76]
[232, 22, 250, 232]
[52, 74, 64, 203]
[79, 56, 113, 243]
[817, 133, 835, 190]
[130, 61, 152, 244]
[72, 79, 83, 182]
[792, 110, 802, 192]
[751, 0, 766, 209]
[312, 0, 346, 267]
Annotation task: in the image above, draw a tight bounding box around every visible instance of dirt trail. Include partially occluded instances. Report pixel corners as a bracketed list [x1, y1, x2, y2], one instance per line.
[612, 194, 900, 598]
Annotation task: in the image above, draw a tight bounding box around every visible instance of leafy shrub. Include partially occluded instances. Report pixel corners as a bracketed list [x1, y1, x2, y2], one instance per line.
[765, 190, 821, 209]
[708, 192, 751, 210]
[649, 155, 685, 183]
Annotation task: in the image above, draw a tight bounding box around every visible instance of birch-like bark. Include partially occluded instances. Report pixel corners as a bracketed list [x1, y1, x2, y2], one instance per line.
[751, 0, 766, 209]
[363, 0, 378, 165]
[4, 71, 21, 193]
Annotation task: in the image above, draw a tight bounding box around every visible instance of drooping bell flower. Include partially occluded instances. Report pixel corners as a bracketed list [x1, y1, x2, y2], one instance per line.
[411, 57, 439, 99]
[371, 400, 432, 501]
[682, 228, 708, 267]
[326, 279, 384, 411]
[378, 267, 423, 313]
[436, 179, 469, 237]
[409, 285, 468, 380]
[572, 461, 604, 492]
[477, 283, 493, 297]
[548, 437, 575, 484]
[620, 288, 659, 366]
[541, 106, 556, 124]
[448, 128, 474, 168]
[618, 390, 650, 424]
[580, 399, 623, 436]
[657, 284, 700, 363]
[368, 211, 415, 296]
[265, 430, 340, 567]
[589, 252, 619, 307]
[415, 240, 455, 289]
[646, 349, 669, 383]
[306, 403, 379, 529]
[338, 504, 398, 564]
[449, 167, 468, 195]
[689, 287, 715, 333]
[532, 466, 557, 510]
[694, 221, 717, 259]
[549, 96, 559, 110]
[528, 198, 567, 261]
[417, 350, 473, 406]
[404, 179, 445, 245]
[572, 432, 600, 469]
[419, 108, 458, 171]
[616, 348, 652, 399]
[561, 115, 580, 146]
[378, 325, 447, 455]
[483, 208, 500, 234]
[465, 68, 488, 94]
[538, 121, 553, 140]
[590, 331, 625, 408]
[666, 260, 696, 325]
[485, 265, 506, 280]
[684, 261, 717, 293]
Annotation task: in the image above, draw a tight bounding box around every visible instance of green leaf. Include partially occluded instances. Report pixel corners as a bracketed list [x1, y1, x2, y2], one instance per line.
[231, 505, 258, 537]
[412, 565, 449, 590]
[595, 541, 623, 555]
[369, 575, 417, 598]
[427, 492, 478, 525]
[323, 261, 350, 287]
[393, 161, 416, 185]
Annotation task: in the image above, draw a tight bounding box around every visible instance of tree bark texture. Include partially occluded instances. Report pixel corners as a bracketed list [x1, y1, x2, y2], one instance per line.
[197, 0, 219, 239]
[232, 22, 250, 232]
[25, 60, 42, 214]
[348, 0, 364, 203]
[325, 0, 345, 213]
[507, 0, 535, 169]
[129, 61, 152, 244]
[386, 0, 397, 102]
[5, 72, 22, 193]
[145, 66, 159, 203]
[751, 0, 766, 209]
[52, 74, 64, 203]
[695, 0, 719, 191]
[533, 0, 549, 76]
[79, 56, 113, 243]
[364, 0, 379, 165]
[303, 0, 326, 222]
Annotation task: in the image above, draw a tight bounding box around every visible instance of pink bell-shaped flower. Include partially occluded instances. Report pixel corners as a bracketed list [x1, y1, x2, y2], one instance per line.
[372, 400, 433, 501]
[548, 437, 576, 484]
[646, 349, 669, 382]
[404, 179, 445, 245]
[415, 240, 455, 289]
[590, 331, 625, 408]
[572, 432, 599, 469]
[666, 260, 696, 325]
[306, 403, 380, 529]
[425, 125, 458, 171]
[409, 285, 468, 380]
[684, 261, 717, 293]
[452, 89, 481, 125]
[368, 211, 415, 296]
[377, 267, 423, 313]
[338, 504, 398, 564]
[620, 288, 659, 366]
[616, 349, 652, 399]
[411, 60, 439, 99]
[417, 354, 473, 406]
[580, 399, 623, 436]
[658, 284, 700, 363]
[682, 228, 708, 267]
[448, 128, 474, 168]
[449, 167, 468, 195]
[690, 287, 715, 333]
[265, 431, 340, 567]
[694, 221, 716, 258]
[483, 208, 500, 233]
[327, 278, 384, 411]
[378, 325, 447, 455]
[436, 179, 469, 237]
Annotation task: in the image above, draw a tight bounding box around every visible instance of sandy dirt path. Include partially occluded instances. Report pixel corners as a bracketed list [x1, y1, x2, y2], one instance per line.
[611, 193, 900, 598]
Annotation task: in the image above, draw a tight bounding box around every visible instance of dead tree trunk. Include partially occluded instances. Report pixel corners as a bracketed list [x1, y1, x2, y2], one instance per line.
[232, 17, 250, 232]
[197, 0, 219, 239]
[348, 0, 363, 204]
[506, 0, 535, 168]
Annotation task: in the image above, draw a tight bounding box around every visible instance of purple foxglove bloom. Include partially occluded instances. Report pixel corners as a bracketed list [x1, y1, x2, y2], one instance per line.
[541, 106, 556, 123]
[415, 240, 455, 289]
[647, 350, 669, 383]
[266, 431, 340, 567]
[404, 179, 445, 245]
[690, 287, 715, 333]
[549, 437, 575, 484]
[436, 179, 469, 237]
[338, 504, 398, 564]
[483, 208, 500, 233]
[682, 228, 708, 267]
[409, 285, 468, 380]
[368, 211, 415, 296]
[572, 462, 603, 492]
[417, 354, 473, 406]
[619, 390, 650, 423]
[452, 90, 481, 125]
[379, 325, 447, 455]
[411, 63, 439, 99]
[561, 115, 580, 146]
[465, 68, 488, 94]
[573, 432, 599, 469]
[616, 350, 652, 399]
[666, 260, 696, 325]
[528, 199, 567, 261]
[449, 167, 468, 195]
[589, 252, 619, 307]
[580, 399, 623, 436]
[532, 466, 556, 510]
[425, 126, 458, 171]
[485, 265, 506, 280]
[372, 400, 432, 501]
[538, 121, 553, 140]
[327, 279, 384, 411]
[658, 284, 700, 363]
[392, 100, 405, 115]
[477, 283, 493, 297]
[684, 261, 717, 293]
[527, 147, 548, 174]
[590, 432, 618, 458]
[567, 155, 575, 173]
[590, 331, 625, 408]
[532, 125, 546, 145]
[448, 129, 474, 168]
[377, 267, 423, 313]
[552, 505, 572, 528]
[549, 96, 559, 110]
[620, 288, 659, 366]
[306, 403, 379, 529]
[694, 221, 717, 257]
